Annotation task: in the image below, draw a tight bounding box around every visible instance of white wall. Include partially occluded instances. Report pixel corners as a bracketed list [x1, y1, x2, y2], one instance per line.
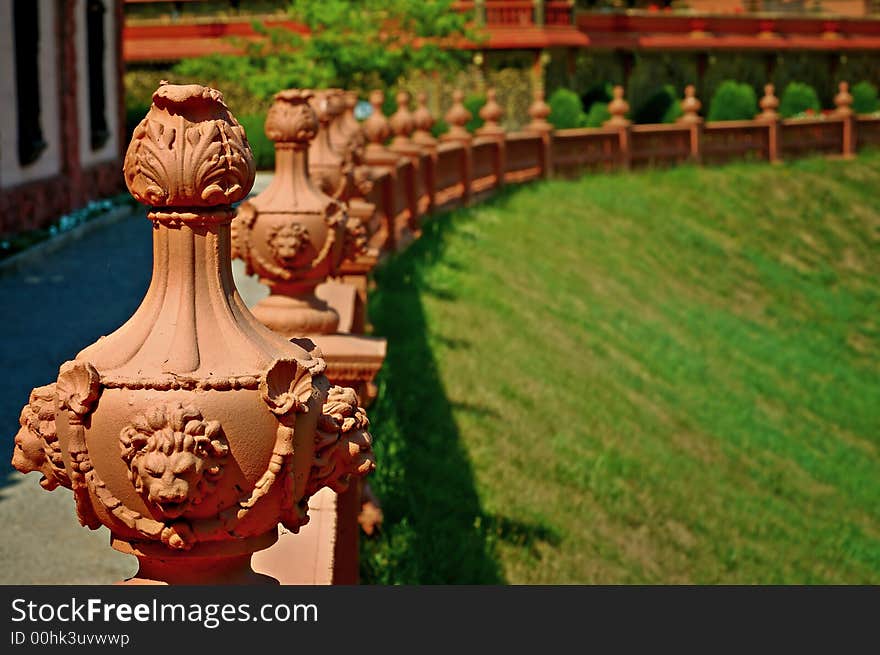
[0, 0, 62, 189]
[76, 0, 119, 167]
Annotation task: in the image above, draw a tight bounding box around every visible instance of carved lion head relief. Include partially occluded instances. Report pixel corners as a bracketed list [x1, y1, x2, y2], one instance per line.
[12, 384, 67, 491]
[268, 223, 310, 268]
[119, 402, 229, 519]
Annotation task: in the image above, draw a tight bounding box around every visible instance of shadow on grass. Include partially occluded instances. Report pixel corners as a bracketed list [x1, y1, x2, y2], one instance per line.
[360, 188, 559, 584]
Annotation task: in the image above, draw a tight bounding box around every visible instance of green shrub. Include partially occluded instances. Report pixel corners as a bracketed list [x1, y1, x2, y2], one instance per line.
[584, 101, 611, 128]
[548, 88, 587, 129]
[779, 82, 821, 118]
[662, 85, 684, 123]
[632, 84, 679, 124]
[431, 118, 449, 138]
[707, 80, 759, 121]
[852, 81, 879, 114]
[464, 95, 485, 133]
[237, 114, 274, 171]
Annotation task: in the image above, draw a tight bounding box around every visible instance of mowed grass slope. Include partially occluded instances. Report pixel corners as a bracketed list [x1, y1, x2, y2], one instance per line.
[360, 152, 880, 584]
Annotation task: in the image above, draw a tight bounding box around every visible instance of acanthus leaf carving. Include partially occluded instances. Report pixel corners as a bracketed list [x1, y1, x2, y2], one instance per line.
[124, 83, 255, 208]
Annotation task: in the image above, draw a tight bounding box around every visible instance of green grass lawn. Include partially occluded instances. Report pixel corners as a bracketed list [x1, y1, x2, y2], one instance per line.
[360, 152, 880, 584]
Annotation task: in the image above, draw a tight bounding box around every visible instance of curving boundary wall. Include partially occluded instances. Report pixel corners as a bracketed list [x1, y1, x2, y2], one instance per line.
[367, 100, 880, 254]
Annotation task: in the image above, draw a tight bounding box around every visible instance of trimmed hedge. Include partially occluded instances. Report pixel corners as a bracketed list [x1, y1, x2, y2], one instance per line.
[584, 101, 611, 128]
[548, 88, 587, 129]
[852, 81, 879, 114]
[707, 80, 758, 121]
[464, 95, 486, 133]
[779, 82, 821, 118]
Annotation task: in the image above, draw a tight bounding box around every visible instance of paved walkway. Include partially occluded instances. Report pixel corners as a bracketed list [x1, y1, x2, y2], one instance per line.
[0, 174, 272, 583]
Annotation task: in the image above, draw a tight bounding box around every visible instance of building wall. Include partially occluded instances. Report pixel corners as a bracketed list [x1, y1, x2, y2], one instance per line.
[76, 0, 120, 167]
[0, 0, 124, 238]
[0, 0, 62, 189]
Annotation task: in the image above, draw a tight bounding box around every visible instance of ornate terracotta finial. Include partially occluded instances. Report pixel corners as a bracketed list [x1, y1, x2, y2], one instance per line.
[126, 82, 255, 207]
[477, 87, 505, 138]
[443, 89, 472, 142]
[677, 85, 702, 124]
[330, 90, 362, 154]
[412, 91, 437, 147]
[233, 89, 367, 338]
[604, 85, 631, 127]
[526, 87, 552, 134]
[757, 83, 780, 121]
[834, 81, 853, 117]
[309, 89, 351, 199]
[389, 90, 416, 148]
[362, 90, 395, 164]
[12, 83, 375, 585]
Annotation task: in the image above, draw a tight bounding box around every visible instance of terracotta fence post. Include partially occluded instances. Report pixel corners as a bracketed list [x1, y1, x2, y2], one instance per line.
[363, 90, 403, 251]
[604, 85, 632, 170]
[756, 83, 781, 164]
[442, 89, 474, 205]
[525, 87, 553, 177]
[390, 90, 426, 237]
[412, 91, 438, 214]
[315, 90, 382, 335]
[477, 87, 507, 190]
[9, 83, 375, 585]
[231, 89, 386, 584]
[677, 85, 703, 164]
[833, 81, 855, 158]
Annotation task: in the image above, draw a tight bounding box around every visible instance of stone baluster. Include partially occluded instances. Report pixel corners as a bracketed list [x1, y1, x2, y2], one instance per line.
[757, 83, 780, 121]
[477, 87, 505, 138]
[363, 89, 399, 169]
[412, 92, 438, 149]
[604, 85, 632, 169]
[411, 91, 438, 216]
[756, 83, 781, 164]
[526, 87, 553, 178]
[443, 90, 473, 144]
[678, 85, 702, 125]
[10, 83, 375, 585]
[604, 85, 631, 128]
[677, 85, 703, 163]
[441, 89, 473, 204]
[476, 87, 506, 190]
[309, 88, 352, 200]
[231, 89, 385, 584]
[526, 87, 553, 134]
[834, 81, 855, 158]
[390, 91, 418, 152]
[331, 90, 364, 154]
[391, 90, 432, 219]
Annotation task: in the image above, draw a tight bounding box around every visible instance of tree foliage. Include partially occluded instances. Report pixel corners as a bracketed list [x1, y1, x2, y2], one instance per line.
[172, 0, 479, 106]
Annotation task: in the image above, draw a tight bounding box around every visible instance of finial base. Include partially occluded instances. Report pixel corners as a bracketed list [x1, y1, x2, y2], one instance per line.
[252, 294, 340, 337]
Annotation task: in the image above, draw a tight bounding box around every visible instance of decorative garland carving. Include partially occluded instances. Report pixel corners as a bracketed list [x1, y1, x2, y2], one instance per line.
[56, 360, 103, 529]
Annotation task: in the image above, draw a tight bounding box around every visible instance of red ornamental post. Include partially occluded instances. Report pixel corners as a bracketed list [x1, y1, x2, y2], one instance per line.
[10, 83, 375, 585]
